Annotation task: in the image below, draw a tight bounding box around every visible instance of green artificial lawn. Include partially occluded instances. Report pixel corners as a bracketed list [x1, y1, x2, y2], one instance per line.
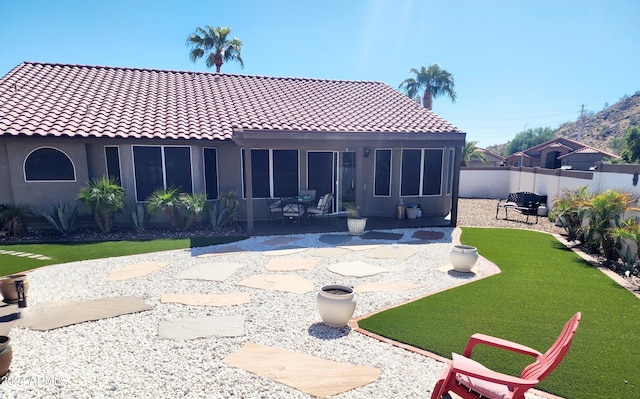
[0, 236, 245, 276]
[358, 228, 640, 399]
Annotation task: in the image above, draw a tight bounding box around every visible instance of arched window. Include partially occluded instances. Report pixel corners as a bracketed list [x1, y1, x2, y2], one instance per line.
[24, 147, 76, 181]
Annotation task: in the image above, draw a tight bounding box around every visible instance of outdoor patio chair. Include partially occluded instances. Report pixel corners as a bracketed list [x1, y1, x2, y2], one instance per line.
[267, 197, 284, 222]
[282, 199, 306, 227]
[431, 312, 581, 399]
[307, 193, 334, 219]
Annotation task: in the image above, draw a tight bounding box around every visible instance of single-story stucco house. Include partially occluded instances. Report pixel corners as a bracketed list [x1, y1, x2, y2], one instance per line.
[504, 137, 618, 170]
[0, 62, 466, 233]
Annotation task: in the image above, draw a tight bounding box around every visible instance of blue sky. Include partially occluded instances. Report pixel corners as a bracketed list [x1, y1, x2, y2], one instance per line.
[1, 0, 638, 148]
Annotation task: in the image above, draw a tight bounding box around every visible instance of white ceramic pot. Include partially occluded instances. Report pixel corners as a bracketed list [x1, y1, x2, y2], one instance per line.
[317, 285, 357, 327]
[406, 207, 419, 219]
[347, 218, 367, 235]
[537, 205, 548, 216]
[450, 245, 478, 273]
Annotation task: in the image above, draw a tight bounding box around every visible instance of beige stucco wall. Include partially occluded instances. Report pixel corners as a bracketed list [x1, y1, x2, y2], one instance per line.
[1, 133, 463, 224]
[4, 138, 89, 210]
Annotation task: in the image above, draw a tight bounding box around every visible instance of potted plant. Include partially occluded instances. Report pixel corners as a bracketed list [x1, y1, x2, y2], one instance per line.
[317, 285, 357, 327]
[406, 203, 420, 219]
[345, 204, 367, 235]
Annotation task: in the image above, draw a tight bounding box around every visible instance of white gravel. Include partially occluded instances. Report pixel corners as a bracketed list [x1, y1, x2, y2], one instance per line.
[2, 227, 545, 399]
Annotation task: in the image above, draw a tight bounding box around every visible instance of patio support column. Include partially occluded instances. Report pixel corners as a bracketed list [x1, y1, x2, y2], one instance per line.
[244, 148, 254, 234]
[450, 143, 463, 227]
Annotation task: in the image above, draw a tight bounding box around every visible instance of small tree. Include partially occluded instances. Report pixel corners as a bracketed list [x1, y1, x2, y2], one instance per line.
[504, 127, 555, 156]
[620, 126, 640, 163]
[77, 177, 126, 233]
[146, 187, 183, 230]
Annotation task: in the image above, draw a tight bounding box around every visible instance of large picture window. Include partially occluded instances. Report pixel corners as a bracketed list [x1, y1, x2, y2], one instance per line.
[242, 149, 299, 198]
[374, 149, 392, 197]
[400, 148, 443, 196]
[203, 148, 219, 200]
[24, 147, 75, 181]
[133, 145, 192, 201]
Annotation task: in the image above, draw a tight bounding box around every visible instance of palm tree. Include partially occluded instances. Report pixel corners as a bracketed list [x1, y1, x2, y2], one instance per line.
[399, 64, 456, 110]
[77, 177, 126, 233]
[186, 26, 244, 73]
[461, 141, 488, 166]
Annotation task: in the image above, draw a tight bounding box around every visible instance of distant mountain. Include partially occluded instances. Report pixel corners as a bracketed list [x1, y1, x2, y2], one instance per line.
[486, 92, 640, 156]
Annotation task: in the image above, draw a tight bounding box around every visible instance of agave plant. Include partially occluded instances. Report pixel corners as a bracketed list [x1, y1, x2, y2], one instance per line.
[38, 202, 77, 235]
[125, 202, 147, 233]
[208, 191, 240, 229]
[611, 218, 640, 273]
[551, 186, 591, 242]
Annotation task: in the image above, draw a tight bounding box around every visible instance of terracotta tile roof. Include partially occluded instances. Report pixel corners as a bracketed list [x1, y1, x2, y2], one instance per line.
[0, 62, 463, 141]
[558, 146, 620, 159]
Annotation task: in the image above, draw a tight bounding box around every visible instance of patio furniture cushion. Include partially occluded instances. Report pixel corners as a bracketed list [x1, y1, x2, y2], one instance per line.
[453, 354, 513, 399]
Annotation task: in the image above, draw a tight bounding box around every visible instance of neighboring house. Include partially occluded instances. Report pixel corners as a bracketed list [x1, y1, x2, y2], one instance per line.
[503, 137, 618, 170]
[0, 62, 466, 233]
[467, 148, 504, 167]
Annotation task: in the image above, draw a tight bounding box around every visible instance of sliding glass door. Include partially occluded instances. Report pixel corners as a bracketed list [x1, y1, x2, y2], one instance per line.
[307, 151, 356, 214]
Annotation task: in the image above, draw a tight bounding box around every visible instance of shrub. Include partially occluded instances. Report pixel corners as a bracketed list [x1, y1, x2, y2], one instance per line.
[583, 190, 639, 260]
[0, 203, 31, 237]
[38, 202, 77, 235]
[77, 177, 126, 233]
[146, 188, 208, 231]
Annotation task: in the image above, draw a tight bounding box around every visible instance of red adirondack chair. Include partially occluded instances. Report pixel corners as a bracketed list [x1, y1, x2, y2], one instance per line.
[431, 312, 581, 399]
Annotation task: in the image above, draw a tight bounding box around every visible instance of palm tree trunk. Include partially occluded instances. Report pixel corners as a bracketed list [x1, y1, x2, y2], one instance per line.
[423, 89, 433, 110]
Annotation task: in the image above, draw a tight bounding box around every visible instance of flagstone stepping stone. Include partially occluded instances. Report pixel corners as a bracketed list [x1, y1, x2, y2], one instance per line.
[237, 274, 314, 294]
[354, 280, 422, 293]
[360, 231, 403, 240]
[266, 257, 317, 271]
[328, 261, 387, 277]
[223, 342, 380, 397]
[160, 293, 251, 307]
[338, 243, 382, 251]
[365, 246, 418, 260]
[197, 245, 245, 258]
[412, 230, 445, 240]
[158, 315, 245, 339]
[308, 247, 349, 258]
[174, 262, 245, 281]
[107, 261, 169, 281]
[262, 236, 303, 246]
[318, 234, 352, 245]
[261, 248, 308, 256]
[20, 296, 152, 331]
